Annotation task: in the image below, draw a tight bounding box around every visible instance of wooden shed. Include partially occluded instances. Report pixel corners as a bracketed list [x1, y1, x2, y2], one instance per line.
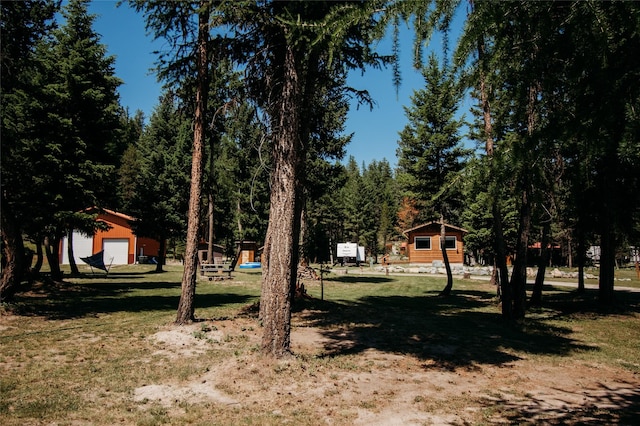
[197, 242, 225, 265]
[403, 222, 468, 266]
[61, 208, 162, 265]
[236, 241, 259, 264]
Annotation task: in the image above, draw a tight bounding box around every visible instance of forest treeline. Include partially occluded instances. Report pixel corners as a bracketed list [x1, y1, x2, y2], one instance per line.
[2, 1, 639, 356]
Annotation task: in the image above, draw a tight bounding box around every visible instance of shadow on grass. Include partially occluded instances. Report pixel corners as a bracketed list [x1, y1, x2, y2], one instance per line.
[66, 274, 149, 281]
[49, 267, 166, 281]
[479, 379, 640, 425]
[292, 275, 640, 368]
[290, 282, 640, 371]
[292, 288, 640, 423]
[531, 285, 640, 318]
[324, 275, 396, 284]
[292, 290, 596, 369]
[11, 276, 257, 320]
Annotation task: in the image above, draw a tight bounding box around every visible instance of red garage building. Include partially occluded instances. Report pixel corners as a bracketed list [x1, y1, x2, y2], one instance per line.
[61, 208, 162, 265]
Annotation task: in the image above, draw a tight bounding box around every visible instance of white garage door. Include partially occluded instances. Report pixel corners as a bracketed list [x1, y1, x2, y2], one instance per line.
[103, 239, 129, 265]
[61, 231, 94, 265]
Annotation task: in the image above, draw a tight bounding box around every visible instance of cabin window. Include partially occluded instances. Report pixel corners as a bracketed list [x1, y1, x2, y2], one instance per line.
[415, 236, 432, 250]
[444, 236, 457, 250]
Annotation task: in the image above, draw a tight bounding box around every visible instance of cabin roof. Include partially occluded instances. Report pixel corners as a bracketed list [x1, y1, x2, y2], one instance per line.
[403, 221, 468, 236]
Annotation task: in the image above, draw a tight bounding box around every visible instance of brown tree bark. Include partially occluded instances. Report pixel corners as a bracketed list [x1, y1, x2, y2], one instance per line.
[493, 200, 511, 316]
[510, 184, 532, 319]
[44, 235, 62, 281]
[491, 259, 501, 298]
[0, 200, 25, 301]
[597, 147, 620, 307]
[175, 3, 209, 324]
[155, 237, 165, 273]
[439, 214, 454, 296]
[260, 43, 301, 358]
[68, 229, 79, 275]
[576, 228, 586, 293]
[510, 81, 541, 317]
[207, 193, 214, 264]
[206, 122, 216, 266]
[530, 222, 550, 306]
[598, 216, 616, 306]
[477, 36, 511, 317]
[32, 242, 44, 273]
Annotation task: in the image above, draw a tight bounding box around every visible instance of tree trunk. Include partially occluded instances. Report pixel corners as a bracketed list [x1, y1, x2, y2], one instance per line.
[32, 241, 44, 273]
[0, 201, 25, 301]
[439, 214, 453, 296]
[68, 229, 79, 275]
[491, 258, 501, 298]
[478, 35, 511, 317]
[236, 198, 243, 238]
[328, 235, 334, 266]
[207, 192, 214, 264]
[492, 205, 511, 312]
[175, 3, 209, 324]
[510, 184, 532, 319]
[576, 228, 586, 293]
[155, 237, 165, 273]
[510, 79, 540, 318]
[299, 205, 308, 266]
[530, 222, 550, 306]
[598, 218, 615, 306]
[207, 122, 215, 265]
[44, 235, 62, 280]
[260, 43, 301, 358]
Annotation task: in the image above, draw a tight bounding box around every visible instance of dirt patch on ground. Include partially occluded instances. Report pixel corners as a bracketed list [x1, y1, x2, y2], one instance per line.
[136, 318, 640, 425]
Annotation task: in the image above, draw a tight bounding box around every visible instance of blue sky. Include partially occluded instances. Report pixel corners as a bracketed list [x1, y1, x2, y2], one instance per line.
[88, 1, 469, 169]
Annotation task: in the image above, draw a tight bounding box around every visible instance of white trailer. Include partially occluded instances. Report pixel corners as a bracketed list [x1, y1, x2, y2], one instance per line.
[586, 245, 601, 262]
[336, 243, 365, 266]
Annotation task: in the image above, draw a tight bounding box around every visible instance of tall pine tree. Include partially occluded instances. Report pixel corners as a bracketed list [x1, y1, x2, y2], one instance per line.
[397, 52, 468, 295]
[123, 92, 191, 272]
[0, 0, 58, 299]
[39, 0, 123, 278]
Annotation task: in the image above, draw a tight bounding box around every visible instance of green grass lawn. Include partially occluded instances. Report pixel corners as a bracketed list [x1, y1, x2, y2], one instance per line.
[1, 264, 638, 425]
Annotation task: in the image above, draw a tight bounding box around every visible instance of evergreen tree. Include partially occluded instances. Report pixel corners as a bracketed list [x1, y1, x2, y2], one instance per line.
[557, 2, 640, 305]
[301, 69, 352, 265]
[455, 0, 513, 315]
[130, 1, 213, 323]
[305, 163, 349, 264]
[124, 92, 191, 272]
[2, 0, 123, 285]
[133, 0, 450, 356]
[397, 52, 468, 295]
[340, 157, 366, 245]
[38, 0, 124, 278]
[456, 1, 640, 312]
[361, 160, 397, 261]
[201, 56, 243, 264]
[176, 2, 209, 323]
[214, 100, 270, 254]
[214, 1, 404, 357]
[461, 156, 519, 284]
[1, 0, 58, 299]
